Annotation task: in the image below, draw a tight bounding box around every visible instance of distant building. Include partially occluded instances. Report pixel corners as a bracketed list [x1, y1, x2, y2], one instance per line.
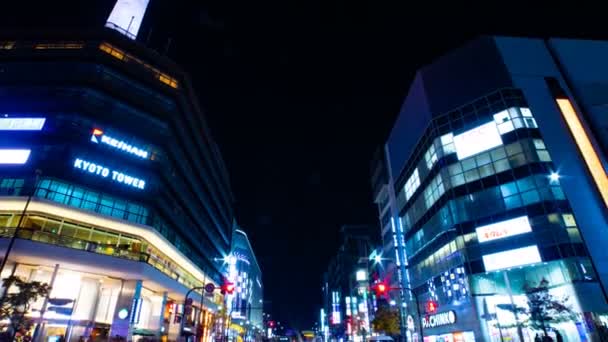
[321, 225, 378, 341]
[226, 228, 264, 342]
[372, 36, 608, 341]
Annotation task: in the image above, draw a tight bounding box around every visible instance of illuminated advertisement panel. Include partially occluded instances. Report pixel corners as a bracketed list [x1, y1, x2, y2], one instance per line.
[106, 0, 150, 39]
[453, 121, 503, 160]
[0, 118, 46, 130]
[0, 149, 31, 164]
[482, 245, 541, 271]
[476, 216, 532, 243]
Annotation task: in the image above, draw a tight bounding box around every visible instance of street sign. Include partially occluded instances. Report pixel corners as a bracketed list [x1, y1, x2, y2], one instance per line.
[204, 283, 216, 293]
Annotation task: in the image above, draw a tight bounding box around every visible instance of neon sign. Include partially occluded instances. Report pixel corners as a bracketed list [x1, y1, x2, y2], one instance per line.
[91, 129, 149, 159]
[73, 158, 146, 190]
[422, 310, 456, 329]
[476, 216, 532, 243]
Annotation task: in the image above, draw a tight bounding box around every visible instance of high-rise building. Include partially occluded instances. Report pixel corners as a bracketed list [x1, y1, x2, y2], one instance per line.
[0, 28, 234, 342]
[225, 228, 263, 341]
[371, 36, 608, 341]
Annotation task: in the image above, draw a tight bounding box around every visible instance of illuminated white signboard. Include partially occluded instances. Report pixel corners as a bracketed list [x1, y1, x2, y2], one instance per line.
[356, 270, 367, 281]
[422, 310, 457, 329]
[91, 129, 149, 159]
[0, 118, 46, 130]
[453, 121, 503, 160]
[106, 0, 150, 39]
[0, 149, 31, 164]
[483, 245, 541, 272]
[73, 158, 146, 190]
[476, 216, 532, 243]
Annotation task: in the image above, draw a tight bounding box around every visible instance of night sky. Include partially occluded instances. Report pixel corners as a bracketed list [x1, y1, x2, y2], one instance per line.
[4, 0, 608, 330]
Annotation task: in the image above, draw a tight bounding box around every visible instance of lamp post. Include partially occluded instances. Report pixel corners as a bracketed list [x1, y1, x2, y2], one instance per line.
[0, 169, 41, 279]
[398, 287, 423, 342]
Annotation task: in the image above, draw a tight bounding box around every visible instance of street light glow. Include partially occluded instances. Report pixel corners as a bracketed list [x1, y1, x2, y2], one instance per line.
[549, 171, 560, 183]
[374, 254, 382, 263]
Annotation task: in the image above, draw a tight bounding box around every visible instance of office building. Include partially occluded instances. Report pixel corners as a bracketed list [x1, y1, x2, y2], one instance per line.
[371, 36, 608, 341]
[0, 27, 234, 342]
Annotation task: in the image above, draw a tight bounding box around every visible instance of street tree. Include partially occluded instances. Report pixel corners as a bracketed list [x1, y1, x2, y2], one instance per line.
[0, 275, 51, 340]
[524, 278, 575, 337]
[371, 306, 400, 337]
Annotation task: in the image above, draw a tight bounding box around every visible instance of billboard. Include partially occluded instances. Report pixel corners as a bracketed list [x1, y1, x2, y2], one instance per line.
[106, 0, 150, 39]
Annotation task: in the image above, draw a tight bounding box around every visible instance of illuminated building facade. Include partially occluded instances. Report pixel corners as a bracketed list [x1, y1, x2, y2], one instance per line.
[372, 36, 608, 341]
[321, 225, 377, 341]
[0, 28, 234, 342]
[225, 228, 263, 342]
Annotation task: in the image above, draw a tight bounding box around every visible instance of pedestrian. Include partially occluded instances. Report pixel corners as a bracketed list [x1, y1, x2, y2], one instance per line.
[535, 333, 542, 342]
[555, 331, 563, 342]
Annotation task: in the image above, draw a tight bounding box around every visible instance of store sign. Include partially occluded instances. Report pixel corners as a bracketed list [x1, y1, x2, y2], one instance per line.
[476, 216, 532, 243]
[73, 158, 146, 190]
[0, 117, 46, 130]
[483, 245, 541, 271]
[422, 310, 456, 329]
[453, 121, 503, 160]
[91, 129, 149, 159]
[0, 149, 31, 164]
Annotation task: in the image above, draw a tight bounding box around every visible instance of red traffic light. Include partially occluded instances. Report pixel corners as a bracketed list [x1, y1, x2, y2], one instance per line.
[372, 282, 389, 297]
[221, 281, 235, 295]
[425, 300, 438, 314]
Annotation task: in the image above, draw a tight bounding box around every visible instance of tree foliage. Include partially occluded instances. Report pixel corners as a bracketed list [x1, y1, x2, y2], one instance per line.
[524, 278, 576, 335]
[0, 276, 51, 337]
[372, 306, 400, 336]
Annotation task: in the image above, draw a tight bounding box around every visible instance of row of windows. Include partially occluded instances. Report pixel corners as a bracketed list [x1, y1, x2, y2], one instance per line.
[99, 42, 179, 89]
[0, 178, 24, 196]
[0, 213, 203, 291]
[33, 178, 217, 277]
[399, 107, 536, 211]
[36, 178, 149, 225]
[405, 173, 568, 261]
[401, 138, 554, 233]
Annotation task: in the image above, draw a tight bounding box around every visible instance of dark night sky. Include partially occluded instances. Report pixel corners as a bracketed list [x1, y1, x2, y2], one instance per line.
[4, 0, 608, 329]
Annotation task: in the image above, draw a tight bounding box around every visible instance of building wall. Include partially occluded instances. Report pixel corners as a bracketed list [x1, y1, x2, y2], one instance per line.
[375, 36, 608, 341]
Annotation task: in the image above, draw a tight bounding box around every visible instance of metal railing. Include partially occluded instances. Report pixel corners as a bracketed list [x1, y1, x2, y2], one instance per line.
[0, 227, 206, 289]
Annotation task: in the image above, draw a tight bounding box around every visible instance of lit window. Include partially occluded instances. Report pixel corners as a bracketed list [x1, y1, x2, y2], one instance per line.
[99, 42, 179, 89]
[0, 41, 15, 50]
[494, 107, 537, 135]
[423, 173, 445, 209]
[424, 144, 438, 170]
[159, 73, 178, 88]
[404, 168, 420, 201]
[441, 133, 456, 154]
[562, 214, 577, 227]
[34, 42, 84, 50]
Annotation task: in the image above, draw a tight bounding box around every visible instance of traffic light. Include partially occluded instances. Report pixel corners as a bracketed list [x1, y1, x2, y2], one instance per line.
[425, 300, 438, 314]
[221, 281, 235, 295]
[372, 282, 389, 297]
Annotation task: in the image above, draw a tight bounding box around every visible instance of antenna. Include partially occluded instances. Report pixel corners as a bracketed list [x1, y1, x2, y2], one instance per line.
[163, 37, 173, 55]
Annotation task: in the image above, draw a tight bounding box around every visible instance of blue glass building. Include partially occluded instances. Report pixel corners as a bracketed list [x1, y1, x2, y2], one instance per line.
[371, 36, 608, 341]
[0, 29, 234, 342]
